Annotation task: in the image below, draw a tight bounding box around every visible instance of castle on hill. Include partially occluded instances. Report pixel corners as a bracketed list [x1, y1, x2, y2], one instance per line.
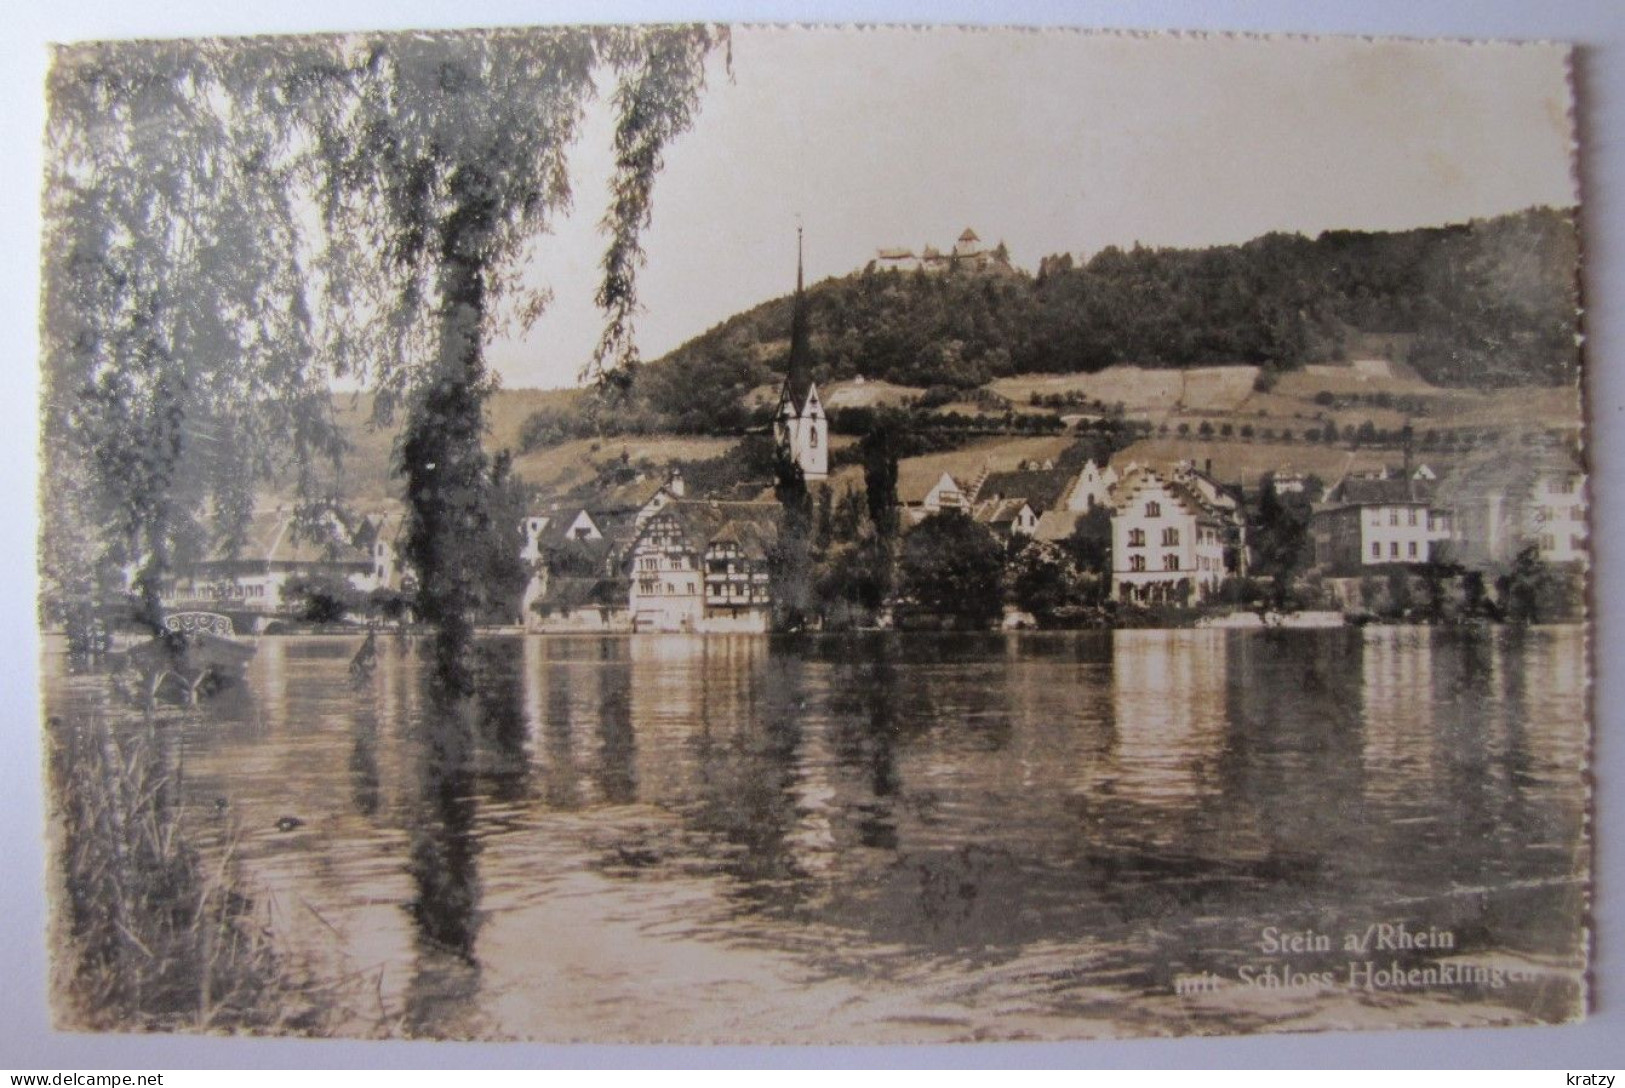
[871, 227, 1015, 275]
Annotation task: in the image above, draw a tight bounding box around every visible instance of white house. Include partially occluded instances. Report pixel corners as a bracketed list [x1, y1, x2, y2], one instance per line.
[1063, 459, 1118, 512]
[1110, 468, 1234, 604]
[899, 468, 970, 524]
[161, 507, 393, 622]
[627, 501, 780, 632]
[972, 497, 1038, 539]
[1442, 449, 1587, 570]
[1309, 474, 1454, 575]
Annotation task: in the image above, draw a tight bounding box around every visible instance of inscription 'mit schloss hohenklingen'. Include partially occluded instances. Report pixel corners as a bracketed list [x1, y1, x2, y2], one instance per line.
[1174, 922, 1545, 995]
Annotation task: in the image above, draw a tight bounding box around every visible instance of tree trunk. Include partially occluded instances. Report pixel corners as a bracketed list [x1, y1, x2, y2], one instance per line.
[401, 248, 491, 694]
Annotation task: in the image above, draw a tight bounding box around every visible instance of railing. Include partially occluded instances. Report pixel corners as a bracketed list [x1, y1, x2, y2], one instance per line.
[162, 611, 236, 638]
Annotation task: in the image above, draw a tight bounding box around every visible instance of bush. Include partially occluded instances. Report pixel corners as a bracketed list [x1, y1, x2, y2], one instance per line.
[897, 512, 1005, 629]
[281, 573, 361, 624]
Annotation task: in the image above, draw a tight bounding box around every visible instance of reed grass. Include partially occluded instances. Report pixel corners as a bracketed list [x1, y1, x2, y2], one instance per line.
[48, 711, 343, 1034]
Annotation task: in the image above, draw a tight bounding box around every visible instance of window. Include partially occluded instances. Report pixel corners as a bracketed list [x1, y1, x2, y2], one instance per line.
[1130, 554, 1146, 572]
[1574, 507, 1585, 521]
[1572, 535, 1585, 551]
[1540, 534, 1555, 552]
[1145, 501, 1162, 518]
[1407, 510, 1417, 527]
[1407, 542, 1417, 558]
[1164, 554, 1180, 571]
[1128, 528, 1145, 547]
[1162, 527, 1180, 546]
[809, 429, 818, 448]
[1390, 542, 1399, 558]
[1372, 542, 1381, 558]
[1390, 511, 1399, 526]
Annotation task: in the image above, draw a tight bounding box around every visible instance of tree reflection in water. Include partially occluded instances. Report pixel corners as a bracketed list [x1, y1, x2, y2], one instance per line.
[593, 637, 637, 806]
[401, 678, 482, 1036]
[686, 647, 807, 908]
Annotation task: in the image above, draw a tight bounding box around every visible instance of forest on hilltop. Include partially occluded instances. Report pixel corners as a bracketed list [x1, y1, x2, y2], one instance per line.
[622, 208, 1578, 434]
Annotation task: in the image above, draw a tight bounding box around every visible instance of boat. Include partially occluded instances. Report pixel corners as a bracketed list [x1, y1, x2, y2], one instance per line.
[125, 611, 257, 705]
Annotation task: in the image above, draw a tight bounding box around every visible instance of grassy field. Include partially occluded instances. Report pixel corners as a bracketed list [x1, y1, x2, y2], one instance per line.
[745, 377, 924, 410]
[990, 366, 1258, 414]
[1109, 436, 1471, 487]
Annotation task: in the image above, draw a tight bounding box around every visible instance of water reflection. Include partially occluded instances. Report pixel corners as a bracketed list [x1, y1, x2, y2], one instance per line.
[41, 625, 1590, 1041]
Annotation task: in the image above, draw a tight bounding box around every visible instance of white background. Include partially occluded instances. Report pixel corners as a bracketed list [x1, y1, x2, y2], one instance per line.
[2, 0, 1620, 1069]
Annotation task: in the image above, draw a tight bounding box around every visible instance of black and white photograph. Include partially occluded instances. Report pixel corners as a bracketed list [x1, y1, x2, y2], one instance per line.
[31, 21, 1593, 1047]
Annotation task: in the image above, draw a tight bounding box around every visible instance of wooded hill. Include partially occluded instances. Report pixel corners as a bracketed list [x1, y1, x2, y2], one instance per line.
[630, 208, 1578, 433]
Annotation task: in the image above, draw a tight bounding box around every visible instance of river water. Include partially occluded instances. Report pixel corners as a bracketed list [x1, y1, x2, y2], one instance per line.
[43, 626, 1590, 1042]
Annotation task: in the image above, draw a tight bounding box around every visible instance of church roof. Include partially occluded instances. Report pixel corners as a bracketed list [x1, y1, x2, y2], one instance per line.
[958, 227, 980, 242]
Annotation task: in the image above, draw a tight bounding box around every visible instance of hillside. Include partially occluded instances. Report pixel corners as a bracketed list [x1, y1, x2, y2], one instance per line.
[631, 207, 1578, 436]
[289, 208, 1581, 515]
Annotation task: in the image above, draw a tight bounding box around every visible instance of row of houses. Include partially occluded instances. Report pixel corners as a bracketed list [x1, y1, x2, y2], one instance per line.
[1306, 451, 1586, 578]
[155, 442, 1586, 629]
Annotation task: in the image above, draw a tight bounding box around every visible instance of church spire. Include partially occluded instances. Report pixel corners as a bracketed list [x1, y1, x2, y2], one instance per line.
[784, 226, 814, 411]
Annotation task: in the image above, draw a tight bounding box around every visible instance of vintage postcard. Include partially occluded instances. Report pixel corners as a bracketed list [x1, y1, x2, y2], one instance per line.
[38, 25, 1588, 1043]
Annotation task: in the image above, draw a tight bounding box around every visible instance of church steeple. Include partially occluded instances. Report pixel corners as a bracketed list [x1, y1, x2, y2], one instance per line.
[775, 226, 827, 481]
[784, 226, 814, 412]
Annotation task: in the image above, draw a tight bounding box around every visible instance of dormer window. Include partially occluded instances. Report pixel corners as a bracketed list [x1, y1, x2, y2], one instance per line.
[1145, 501, 1161, 518]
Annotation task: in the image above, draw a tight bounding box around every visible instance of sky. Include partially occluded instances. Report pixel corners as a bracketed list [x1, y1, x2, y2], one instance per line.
[494, 26, 1578, 389]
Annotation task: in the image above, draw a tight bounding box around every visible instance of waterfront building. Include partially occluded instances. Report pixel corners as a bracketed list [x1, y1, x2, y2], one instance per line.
[1309, 473, 1454, 575]
[627, 500, 780, 632]
[1109, 467, 1236, 604]
[1441, 447, 1587, 570]
[160, 507, 397, 623]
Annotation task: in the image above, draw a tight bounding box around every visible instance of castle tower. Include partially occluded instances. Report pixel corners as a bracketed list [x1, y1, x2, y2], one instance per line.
[775, 228, 828, 481]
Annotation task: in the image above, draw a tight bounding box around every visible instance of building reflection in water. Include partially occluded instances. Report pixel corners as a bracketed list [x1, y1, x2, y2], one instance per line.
[679, 637, 808, 907]
[539, 647, 582, 812]
[1109, 629, 1228, 818]
[37, 620, 1594, 1039]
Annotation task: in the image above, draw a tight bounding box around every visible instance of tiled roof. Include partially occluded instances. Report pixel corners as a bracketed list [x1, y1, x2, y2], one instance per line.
[1325, 476, 1430, 506]
[976, 468, 1074, 510]
[643, 500, 782, 561]
[1033, 509, 1084, 542]
[897, 465, 963, 505]
[972, 497, 1029, 528]
[201, 510, 371, 567]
